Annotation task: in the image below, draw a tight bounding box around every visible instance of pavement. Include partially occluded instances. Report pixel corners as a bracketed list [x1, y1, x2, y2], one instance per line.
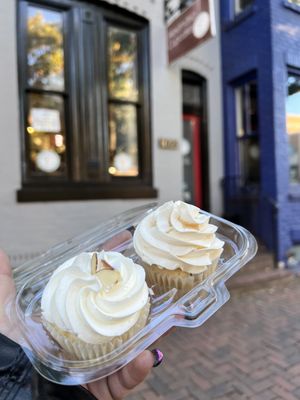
[129, 245, 300, 400]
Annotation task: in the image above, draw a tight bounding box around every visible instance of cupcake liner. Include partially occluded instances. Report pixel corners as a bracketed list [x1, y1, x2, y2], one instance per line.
[43, 300, 151, 360]
[143, 260, 219, 299]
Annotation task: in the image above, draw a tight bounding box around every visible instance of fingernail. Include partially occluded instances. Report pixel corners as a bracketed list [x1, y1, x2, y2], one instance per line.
[151, 348, 164, 367]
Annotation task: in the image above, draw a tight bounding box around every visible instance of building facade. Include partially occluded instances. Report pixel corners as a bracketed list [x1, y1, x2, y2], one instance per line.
[0, 0, 224, 264]
[221, 0, 300, 264]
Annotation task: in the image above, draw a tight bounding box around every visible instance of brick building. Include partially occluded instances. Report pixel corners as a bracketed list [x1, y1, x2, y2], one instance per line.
[221, 0, 300, 264]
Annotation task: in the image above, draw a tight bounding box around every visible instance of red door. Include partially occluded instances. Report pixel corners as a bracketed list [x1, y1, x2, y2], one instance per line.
[182, 114, 202, 208]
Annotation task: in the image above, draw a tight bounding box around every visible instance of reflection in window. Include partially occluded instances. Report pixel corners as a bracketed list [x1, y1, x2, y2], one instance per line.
[108, 25, 140, 177]
[164, 0, 195, 23]
[27, 93, 66, 176]
[235, 80, 260, 184]
[288, 0, 300, 5]
[182, 83, 202, 108]
[234, 0, 253, 15]
[286, 73, 300, 184]
[108, 27, 138, 101]
[109, 105, 138, 177]
[236, 82, 257, 136]
[182, 117, 201, 207]
[27, 6, 64, 91]
[238, 135, 260, 183]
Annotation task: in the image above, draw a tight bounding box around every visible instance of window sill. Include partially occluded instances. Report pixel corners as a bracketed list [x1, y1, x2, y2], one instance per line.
[17, 185, 158, 202]
[283, 0, 300, 14]
[222, 5, 257, 32]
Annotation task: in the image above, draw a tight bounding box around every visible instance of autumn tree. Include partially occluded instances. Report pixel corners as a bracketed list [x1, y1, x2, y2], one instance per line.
[27, 11, 64, 90]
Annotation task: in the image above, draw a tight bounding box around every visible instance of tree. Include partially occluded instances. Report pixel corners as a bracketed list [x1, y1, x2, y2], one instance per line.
[27, 11, 64, 90]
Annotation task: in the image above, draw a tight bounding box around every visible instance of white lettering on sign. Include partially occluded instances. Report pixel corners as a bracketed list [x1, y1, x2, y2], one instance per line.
[168, 9, 198, 50]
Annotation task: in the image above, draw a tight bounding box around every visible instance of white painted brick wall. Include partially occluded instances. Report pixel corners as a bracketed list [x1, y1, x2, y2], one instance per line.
[0, 0, 223, 263]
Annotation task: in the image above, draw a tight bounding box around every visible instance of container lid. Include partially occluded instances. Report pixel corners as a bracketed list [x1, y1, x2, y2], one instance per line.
[7, 203, 257, 385]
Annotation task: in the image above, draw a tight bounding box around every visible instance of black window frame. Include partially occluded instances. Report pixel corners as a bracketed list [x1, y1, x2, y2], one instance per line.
[17, 0, 157, 202]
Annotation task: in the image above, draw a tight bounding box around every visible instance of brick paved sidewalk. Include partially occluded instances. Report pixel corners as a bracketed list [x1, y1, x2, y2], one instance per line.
[129, 249, 300, 400]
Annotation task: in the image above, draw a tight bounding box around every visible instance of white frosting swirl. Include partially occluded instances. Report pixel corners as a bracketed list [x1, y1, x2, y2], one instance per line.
[133, 201, 224, 274]
[41, 251, 149, 344]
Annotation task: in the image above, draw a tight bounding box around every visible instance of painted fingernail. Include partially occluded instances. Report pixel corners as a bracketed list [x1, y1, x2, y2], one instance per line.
[151, 348, 164, 367]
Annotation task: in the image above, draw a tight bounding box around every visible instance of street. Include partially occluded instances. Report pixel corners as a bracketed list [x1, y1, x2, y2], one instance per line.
[130, 251, 300, 400]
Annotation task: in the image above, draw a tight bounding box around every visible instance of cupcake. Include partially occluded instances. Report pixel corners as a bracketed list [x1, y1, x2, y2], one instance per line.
[41, 251, 150, 360]
[133, 201, 224, 298]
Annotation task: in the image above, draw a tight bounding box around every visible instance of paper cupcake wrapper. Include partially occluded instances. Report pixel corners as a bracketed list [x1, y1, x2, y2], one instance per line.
[143, 260, 219, 299]
[43, 300, 150, 360]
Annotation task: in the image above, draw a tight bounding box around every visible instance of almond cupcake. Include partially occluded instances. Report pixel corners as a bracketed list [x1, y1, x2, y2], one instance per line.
[41, 251, 150, 360]
[133, 201, 224, 298]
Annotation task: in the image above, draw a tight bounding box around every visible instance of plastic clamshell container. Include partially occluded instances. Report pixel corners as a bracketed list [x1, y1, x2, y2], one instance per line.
[11, 203, 257, 385]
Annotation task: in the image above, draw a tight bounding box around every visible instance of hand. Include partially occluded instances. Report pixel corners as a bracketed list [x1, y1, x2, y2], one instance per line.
[89, 231, 165, 399]
[0, 249, 18, 342]
[0, 242, 164, 400]
[83, 349, 163, 400]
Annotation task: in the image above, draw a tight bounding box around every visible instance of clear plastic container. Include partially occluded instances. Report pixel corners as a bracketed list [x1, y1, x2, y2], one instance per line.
[9, 203, 257, 385]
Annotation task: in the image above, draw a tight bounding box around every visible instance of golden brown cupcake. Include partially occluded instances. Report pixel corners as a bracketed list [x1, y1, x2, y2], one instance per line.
[133, 201, 224, 298]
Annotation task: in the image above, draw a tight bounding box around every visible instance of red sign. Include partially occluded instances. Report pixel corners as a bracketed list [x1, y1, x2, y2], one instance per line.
[167, 0, 216, 64]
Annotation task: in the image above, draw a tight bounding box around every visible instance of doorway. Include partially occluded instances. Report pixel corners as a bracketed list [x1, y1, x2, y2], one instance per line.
[182, 70, 209, 210]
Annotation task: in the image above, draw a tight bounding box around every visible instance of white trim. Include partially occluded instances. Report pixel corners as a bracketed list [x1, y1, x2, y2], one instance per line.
[99, 0, 149, 18]
[208, 0, 217, 36]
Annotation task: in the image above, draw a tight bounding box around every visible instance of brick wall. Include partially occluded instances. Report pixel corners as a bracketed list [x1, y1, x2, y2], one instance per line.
[270, 0, 300, 260]
[220, 0, 277, 252]
[220, 0, 300, 262]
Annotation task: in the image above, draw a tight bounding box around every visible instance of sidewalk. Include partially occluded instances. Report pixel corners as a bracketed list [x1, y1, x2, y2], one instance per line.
[129, 245, 300, 400]
[227, 244, 293, 291]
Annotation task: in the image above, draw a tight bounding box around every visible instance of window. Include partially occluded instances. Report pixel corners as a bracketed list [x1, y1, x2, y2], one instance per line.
[234, 0, 253, 15]
[286, 73, 300, 184]
[108, 27, 139, 177]
[25, 6, 67, 179]
[164, 0, 195, 23]
[235, 80, 260, 185]
[17, 0, 155, 201]
[288, 0, 300, 5]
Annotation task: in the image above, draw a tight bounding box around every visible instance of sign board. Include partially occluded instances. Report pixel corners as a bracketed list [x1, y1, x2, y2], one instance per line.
[30, 108, 61, 133]
[166, 0, 216, 64]
[158, 138, 178, 150]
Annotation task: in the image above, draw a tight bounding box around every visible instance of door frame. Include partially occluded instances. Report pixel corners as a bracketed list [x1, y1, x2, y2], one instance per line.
[183, 114, 202, 208]
[182, 70, 210, 211]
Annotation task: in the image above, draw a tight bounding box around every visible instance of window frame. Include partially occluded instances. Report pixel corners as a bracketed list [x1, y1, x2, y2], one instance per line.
[18, 0, 73, 184]
[286, 68, 300, 188]
[17, 0, 156, 202]
[102, 11, 152, 184]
